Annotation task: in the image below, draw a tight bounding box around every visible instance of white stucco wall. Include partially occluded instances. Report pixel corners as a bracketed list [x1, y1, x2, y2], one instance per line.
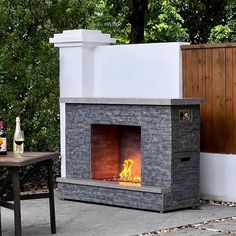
[200, 153, 236, 202]
[60, 103, 66, 177]
[93, 42, 185, 98]
[59, 47, 83, 98]
[50, 30, 188, 99]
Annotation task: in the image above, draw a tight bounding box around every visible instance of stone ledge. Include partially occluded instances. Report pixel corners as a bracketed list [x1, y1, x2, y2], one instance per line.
[57, 178, 171, 194]
[60, 97, 205, 105]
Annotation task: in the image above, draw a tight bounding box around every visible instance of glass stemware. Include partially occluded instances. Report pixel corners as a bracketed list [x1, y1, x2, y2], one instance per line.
[15, 131, 24, 158]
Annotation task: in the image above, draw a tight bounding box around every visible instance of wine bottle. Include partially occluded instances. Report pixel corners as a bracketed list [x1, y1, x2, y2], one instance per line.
[0, 120, 7, 155]
[13, 117, 24, 154]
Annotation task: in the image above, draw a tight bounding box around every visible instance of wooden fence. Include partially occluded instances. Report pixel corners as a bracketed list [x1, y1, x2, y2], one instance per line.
[181, 43, 236, 153]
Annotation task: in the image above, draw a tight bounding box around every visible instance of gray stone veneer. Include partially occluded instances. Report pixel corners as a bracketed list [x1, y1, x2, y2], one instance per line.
[58, 100, 201, 212]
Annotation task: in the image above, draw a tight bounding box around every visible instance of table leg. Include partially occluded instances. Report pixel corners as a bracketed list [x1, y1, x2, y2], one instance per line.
[12, 168, 22, 236]
[47, 160, 56, 234]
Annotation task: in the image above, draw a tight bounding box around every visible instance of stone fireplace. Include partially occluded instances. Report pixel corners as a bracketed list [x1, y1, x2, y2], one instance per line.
[57, 97, 203, 212]
[50, 29, 203, 212]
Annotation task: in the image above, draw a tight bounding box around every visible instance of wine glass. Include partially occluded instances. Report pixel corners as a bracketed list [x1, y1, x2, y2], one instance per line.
[15, 131, 24, 158]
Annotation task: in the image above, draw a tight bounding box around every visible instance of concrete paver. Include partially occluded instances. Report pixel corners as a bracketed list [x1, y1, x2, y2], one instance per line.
[1, 191, 236, 236]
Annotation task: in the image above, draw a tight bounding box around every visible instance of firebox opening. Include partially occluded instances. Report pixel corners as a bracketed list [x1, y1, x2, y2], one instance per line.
[91, 124, 141, 186]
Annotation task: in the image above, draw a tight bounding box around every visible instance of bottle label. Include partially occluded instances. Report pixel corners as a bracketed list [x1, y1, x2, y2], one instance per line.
[0, 137, 7, 152]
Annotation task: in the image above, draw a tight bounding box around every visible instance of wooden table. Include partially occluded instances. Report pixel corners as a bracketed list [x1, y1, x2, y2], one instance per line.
[0, 152, 59, 236]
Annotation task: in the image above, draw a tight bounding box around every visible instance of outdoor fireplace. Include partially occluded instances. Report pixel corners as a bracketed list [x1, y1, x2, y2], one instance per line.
[57, 97, 203, 212]
[50, 29, 203, 212]
[91, 124, 141, 185]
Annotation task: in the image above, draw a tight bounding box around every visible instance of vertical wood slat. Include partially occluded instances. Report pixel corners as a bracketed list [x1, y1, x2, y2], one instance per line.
[225, 48, 233, 152]
[191, 50, 200, 97]
[184, 50, 193, 97]
[204, 49, 213, 152]
[182, 44, 236, 154]
[232, 48, 236, 153]
[182, 50, 187, 97]
[198, 49, 206, 150]
[212, 48, 226, 152]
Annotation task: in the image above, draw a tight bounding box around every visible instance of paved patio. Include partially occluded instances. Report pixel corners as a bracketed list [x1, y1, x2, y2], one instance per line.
[1, 191, 236, 236]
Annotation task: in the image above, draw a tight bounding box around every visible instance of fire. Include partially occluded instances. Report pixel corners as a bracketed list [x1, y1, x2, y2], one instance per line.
[119, 159, 141, 183]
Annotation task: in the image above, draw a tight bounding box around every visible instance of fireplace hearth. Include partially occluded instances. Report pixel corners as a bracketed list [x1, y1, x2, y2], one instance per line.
[57, 97, 203, 212]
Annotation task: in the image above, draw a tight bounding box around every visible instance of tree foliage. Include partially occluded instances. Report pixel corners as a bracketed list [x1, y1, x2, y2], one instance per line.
[207, 0, 236, 43]
[92, 0, 187, 43]
[225, 0, 236, 42]
[0, 0, 59, 152]
[172, 0, 228, 43]
[145, 0, 187, 42]
[208, 25, 231, 43]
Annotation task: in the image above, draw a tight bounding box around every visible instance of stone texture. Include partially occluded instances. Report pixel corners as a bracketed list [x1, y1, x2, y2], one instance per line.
[59, 103, 201, 211]
[58, 182, 165, 211]
[65, 104, 173, 187]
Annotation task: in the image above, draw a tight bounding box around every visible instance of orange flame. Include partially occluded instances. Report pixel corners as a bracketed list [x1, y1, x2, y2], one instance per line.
[119, 159, 141, 183]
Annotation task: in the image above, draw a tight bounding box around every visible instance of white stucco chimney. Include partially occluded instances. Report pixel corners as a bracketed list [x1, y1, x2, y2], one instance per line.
[50, 29, 116, 97]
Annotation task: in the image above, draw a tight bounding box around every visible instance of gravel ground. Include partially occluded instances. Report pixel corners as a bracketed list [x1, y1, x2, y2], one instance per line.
[137, 200, 236, 236]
